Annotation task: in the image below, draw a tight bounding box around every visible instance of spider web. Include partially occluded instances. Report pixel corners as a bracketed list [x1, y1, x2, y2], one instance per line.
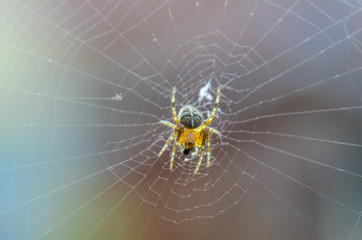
[1, 0, 362, 239]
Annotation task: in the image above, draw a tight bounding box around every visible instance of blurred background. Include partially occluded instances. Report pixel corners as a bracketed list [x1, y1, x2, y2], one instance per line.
[0, 0, 361, 239]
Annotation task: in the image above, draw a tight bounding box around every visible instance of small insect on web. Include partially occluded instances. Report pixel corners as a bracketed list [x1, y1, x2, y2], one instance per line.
[158, 87, 220, 174]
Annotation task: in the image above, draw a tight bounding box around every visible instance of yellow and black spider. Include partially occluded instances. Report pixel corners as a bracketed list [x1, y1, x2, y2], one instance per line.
[158, 87, 220, 174]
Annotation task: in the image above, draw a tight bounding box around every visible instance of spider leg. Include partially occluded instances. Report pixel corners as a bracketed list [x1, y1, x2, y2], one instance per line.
[170, 134, 178, 170]
[158, 131, 176, 158]
[172, 88, 179, 124]
[160, 120, 175, 128]
[194, 144, 205, 174]
[170, 124, 183, 170]
[206, 129, 212, 167]
[198, 87, 220, 129]
[194, 129, 207, 174]
[209, 127, 220, 135]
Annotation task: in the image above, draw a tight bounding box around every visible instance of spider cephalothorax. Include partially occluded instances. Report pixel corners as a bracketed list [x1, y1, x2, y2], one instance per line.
[158, 87, 220, 174]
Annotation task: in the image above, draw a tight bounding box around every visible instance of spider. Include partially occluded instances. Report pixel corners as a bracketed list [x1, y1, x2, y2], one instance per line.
[158, 87, 220, 174]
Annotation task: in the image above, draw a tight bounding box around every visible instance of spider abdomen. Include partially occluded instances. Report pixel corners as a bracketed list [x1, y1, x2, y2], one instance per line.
[181, 130, 198, 155]
[178, 106, 202, 129]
